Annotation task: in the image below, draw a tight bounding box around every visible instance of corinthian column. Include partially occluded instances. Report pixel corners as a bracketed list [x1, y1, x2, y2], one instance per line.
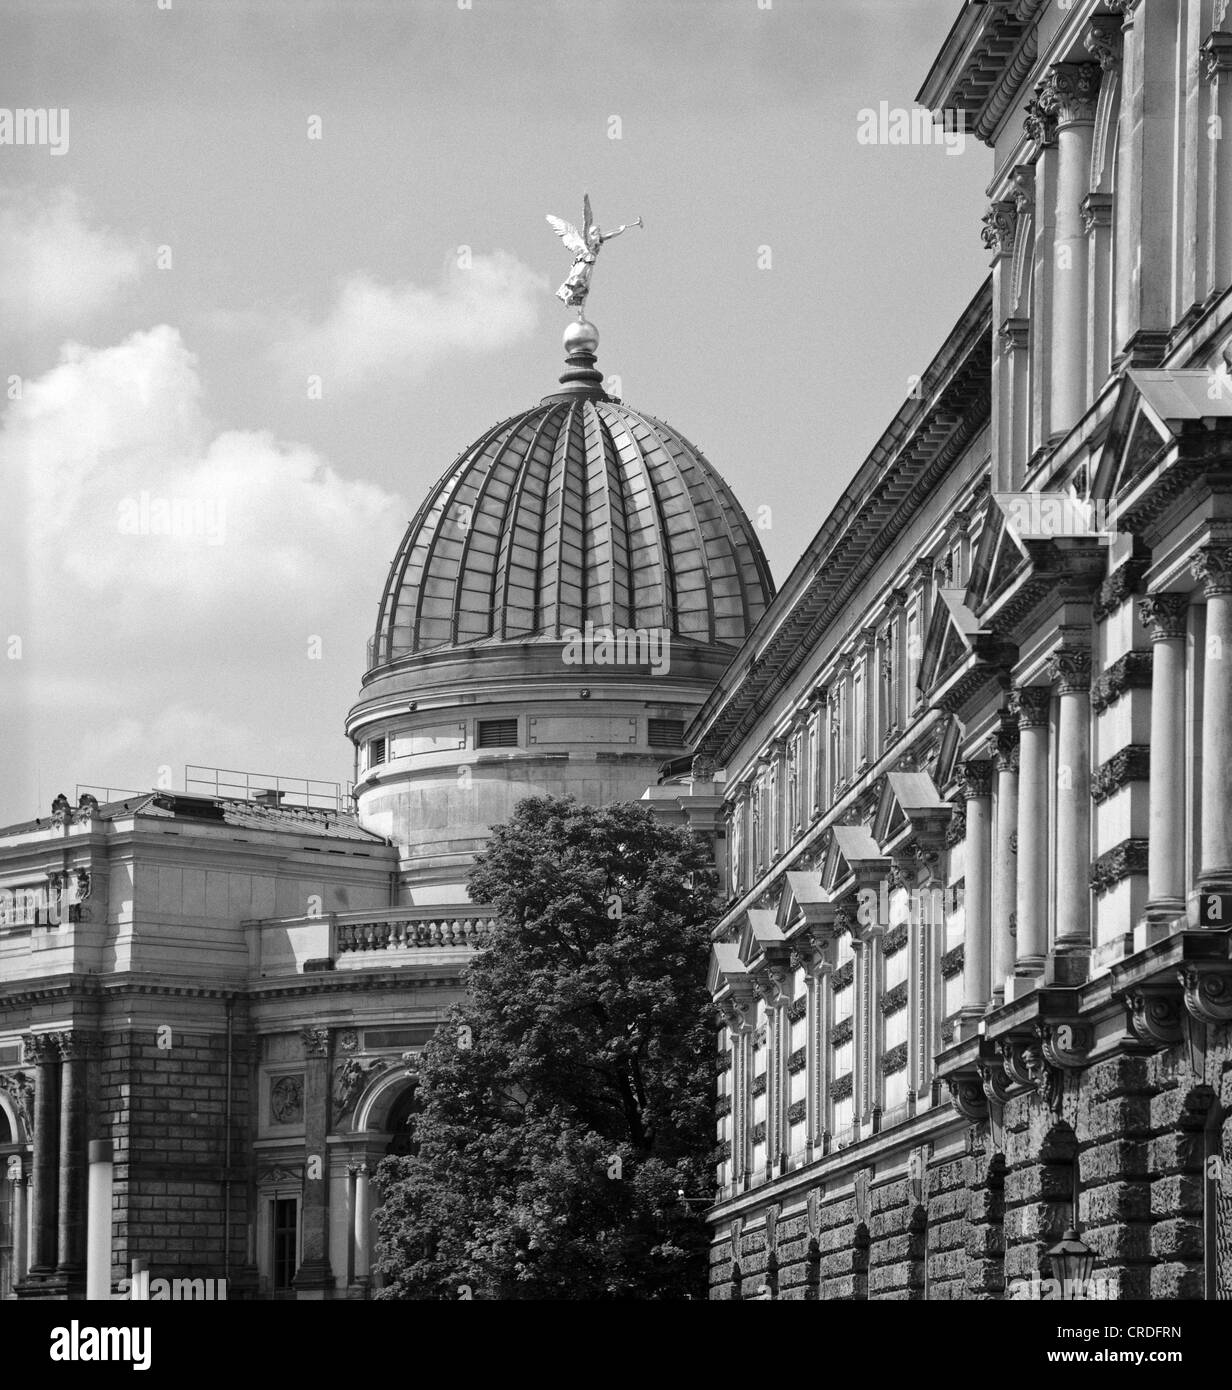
[1138, 594, 1190, 936]
[1191, 546, 1232, 894]
[1202, 33, 1232, 304]
[1010, 687, 1051, 992]
[293, 1027, 334, 1296]
[957, 760, 993, 1030]
[1039, 62, 1102, 435]
[54, 1032, 90, 1283]
[24, 1033, 59, 1280]
[1048, 649, 1093, 975]
[990, 717, 1020, 1005]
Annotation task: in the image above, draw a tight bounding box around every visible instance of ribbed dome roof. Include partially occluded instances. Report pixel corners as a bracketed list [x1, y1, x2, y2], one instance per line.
[370, 329, 774, 667]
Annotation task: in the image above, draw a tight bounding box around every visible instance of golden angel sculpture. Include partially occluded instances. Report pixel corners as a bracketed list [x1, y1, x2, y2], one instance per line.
[546, 194, 643, 316]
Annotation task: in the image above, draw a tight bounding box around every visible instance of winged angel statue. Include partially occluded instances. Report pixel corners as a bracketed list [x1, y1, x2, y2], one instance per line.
[546, 194, 643, 315]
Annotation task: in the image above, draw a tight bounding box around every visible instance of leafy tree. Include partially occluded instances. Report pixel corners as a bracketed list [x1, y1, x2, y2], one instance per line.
[372, 794, 718, 1300]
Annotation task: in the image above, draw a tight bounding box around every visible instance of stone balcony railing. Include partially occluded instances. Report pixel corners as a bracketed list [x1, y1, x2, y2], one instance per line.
[337, 912, 494, 953]
[248, 903, 497, 978]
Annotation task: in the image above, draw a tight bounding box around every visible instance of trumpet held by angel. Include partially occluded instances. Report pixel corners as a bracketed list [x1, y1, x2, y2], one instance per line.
[546, 194, 643, 315]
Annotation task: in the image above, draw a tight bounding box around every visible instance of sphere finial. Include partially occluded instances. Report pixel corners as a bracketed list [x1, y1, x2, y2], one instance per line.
[563, 319, 599, 357]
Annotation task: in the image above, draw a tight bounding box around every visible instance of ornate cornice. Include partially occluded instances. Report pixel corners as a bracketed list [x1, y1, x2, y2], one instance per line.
[1090, 649, 1153, 714]
[1010, 685, 1051, 728]
[1091, 745, 1150, 805]
[1089, 837, 1149, 894]
[1138, 593, 1189, 641]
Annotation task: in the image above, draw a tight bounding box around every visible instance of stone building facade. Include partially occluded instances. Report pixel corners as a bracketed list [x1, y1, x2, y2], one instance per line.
[696, 0, 1232, 1300]
[0, 325, 772, 1299]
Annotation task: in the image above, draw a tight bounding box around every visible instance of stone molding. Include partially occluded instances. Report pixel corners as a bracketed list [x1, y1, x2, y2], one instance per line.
[1090, 649, 1153, 714]
[1010, 685, 1051, 727]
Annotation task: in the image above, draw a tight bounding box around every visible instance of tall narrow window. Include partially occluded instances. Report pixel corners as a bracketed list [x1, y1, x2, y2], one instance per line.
[853, 663, 867, 769]
[906, 605, 922, 716]
[272, 1197, 299, 1292]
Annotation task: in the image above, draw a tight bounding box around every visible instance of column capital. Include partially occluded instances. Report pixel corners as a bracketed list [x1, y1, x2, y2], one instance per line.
[22, 1033, 59, 1065]
[1138, 593, 1189, 641]
[1010, 685, 1052, 727]
[998, 316, 1029, 355]
[956, 758, 994, 800]
[1046, 647, 1092, 695]
[989, 716, 1020, 772]
[1037, 62, 1102, 129]
[300, 1027, 330, 1058]
[1023, 94, 1058, 148]
[981, 200, 1018, 255]
[1191, 543, 1232, 596]
[1106, 0, 1143, 17]
[1084, 17, 1123, 72]
[52, 1031, 96, 1062]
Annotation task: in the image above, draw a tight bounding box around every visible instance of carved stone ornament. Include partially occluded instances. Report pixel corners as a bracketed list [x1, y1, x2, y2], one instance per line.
[1021, 1041, 1062, 1110]
[0, 1071, 34, 1136]
[730, 1215, 744, 1259]
[270, 1073, 305, 1125]
[1038, 62, 1102, 126]
[948, 1075, 990, 1123]
[1191, 544, 1232, 597]
[805, 1188, 821, 1241]
[764, 1203, 781, 1257]
[945, 803, 967, 849]
[1093, 558, 1148, 622]
[300, 1027, 330, 1058]
[1010, 685, 1051, 728]
[1037, 1019, 1093, 1071]
[1046, 647, 1092, 696]
[854, 1168, 871, 1227]
[1090, 650, 1152, 715]
[74, 869, 91, 901]
[1179, 965, 1232, 1025]
[1202, 30, 1232, 84]
[1090, 746, 1150, 805]
[1084, 16, 1123, 71]
[999, 1037, 1033, 1089]
[979, 1061, 1016, 1106]
[990, 720, 1020, 772]
[1138, 593, 1189, 642]
[957, 758, 993, 801]
[22, 1033, 58, 1065]
[1126, 985, 1185, 1047]
[981, 201, 1017, 253]
[337, 1029, 360, 1054]
[331, 1057, 387, 1119]
[54, 1031, 94, 1062]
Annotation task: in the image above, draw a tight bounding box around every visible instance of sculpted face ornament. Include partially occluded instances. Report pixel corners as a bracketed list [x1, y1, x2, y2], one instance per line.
[547, 193, 643, 317]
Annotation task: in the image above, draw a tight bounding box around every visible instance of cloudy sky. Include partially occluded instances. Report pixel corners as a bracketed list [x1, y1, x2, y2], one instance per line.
[0, 0, 990, 826]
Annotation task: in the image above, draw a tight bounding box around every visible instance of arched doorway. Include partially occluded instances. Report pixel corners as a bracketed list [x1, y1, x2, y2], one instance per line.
[384, 1084, 419, 1158]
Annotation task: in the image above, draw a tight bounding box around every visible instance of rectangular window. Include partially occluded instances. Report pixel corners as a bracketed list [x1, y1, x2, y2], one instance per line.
[272, 1197, 299, 1292]
[906, 606, 922, 715]
[477, 717, 518, 748]
[647, 718, 685, 748]
[853, 664, 866, 769]
[368, 736, 387, 768]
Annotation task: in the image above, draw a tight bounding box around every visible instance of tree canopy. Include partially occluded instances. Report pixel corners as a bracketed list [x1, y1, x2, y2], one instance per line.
[372, 794, 719, 1300]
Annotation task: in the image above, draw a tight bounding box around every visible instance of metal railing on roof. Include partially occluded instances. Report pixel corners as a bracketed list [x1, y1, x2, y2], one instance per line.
[183, 765, 354, 812]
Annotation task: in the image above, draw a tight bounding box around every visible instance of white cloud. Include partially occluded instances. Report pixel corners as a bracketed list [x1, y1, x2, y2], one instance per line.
[0, 187, 143, 327]
[274, 251, 545, 390]
[0, 325, 406, 813]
